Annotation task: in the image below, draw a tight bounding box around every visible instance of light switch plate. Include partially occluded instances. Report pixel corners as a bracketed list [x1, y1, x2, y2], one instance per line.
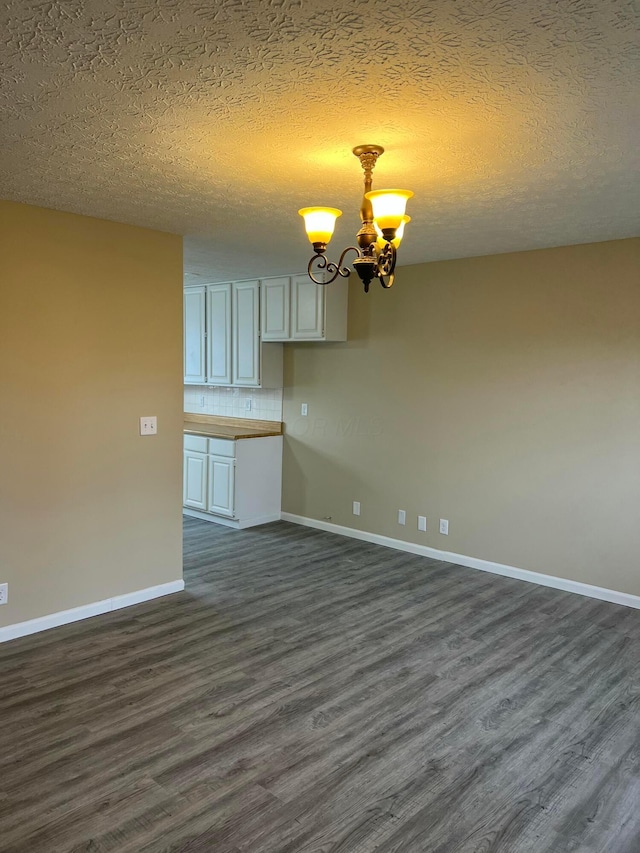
[0, 583, 8, 605]
[140, 416, 157, 436]
[352, 501, 361, 516]
[301, 403, 308, 416]
[418, 515, 427, 532]
[439, 519, 449, 535]
[398, 510, 406, 525]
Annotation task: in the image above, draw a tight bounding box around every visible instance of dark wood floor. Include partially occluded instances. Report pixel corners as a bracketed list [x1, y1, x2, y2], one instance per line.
[1, 519, 639, 852]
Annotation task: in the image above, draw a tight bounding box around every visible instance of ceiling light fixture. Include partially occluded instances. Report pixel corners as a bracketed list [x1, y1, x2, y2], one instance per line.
[299, 145, 413, 293]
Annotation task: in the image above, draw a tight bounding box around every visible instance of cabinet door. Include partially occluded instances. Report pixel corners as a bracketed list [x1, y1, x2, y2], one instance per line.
[183, 451, 208, 510]
[233, 280, 260, 386]
[291, 275, 325, 339]
[261, 277, 290, 341]
[206, 283, 232, 386]
[184, 287, 206, 384]
[208, 455, 235, 516]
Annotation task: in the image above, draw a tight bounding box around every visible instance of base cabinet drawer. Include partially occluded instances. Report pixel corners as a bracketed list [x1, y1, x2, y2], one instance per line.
[184, 435, 209, 453]
[208, 437, 235, 457]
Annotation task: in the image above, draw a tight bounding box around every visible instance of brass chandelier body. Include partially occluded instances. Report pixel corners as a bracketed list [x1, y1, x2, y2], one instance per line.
[299, 145, 413, 293]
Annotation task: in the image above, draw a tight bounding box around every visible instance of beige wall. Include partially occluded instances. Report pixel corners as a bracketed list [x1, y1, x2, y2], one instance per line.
[282, 238, 640, 597]
[0, 201, 184, 627]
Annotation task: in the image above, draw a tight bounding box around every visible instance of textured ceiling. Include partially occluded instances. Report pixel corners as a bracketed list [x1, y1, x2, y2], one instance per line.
[1, 0, 639, 282]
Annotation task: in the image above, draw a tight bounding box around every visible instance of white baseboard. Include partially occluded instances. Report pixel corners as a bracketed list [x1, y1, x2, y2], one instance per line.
[281, 513, 640, 611]
[237, 513, 282, 529]
[184, 508, 239, 527]
[184, 509, 281, 529]
[0, 579, 185, 644]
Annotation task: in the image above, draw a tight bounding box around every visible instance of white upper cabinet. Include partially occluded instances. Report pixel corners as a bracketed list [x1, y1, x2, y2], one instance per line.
[261, 277, 290, 341]
[184, 280, 282, 388]
[260, 274, 348, 342]
[206, 283, 232, 386]
[232, 281, 260, 386]
[184, 286, 206, 384]
[186, 270, 347, 386]
[291, 275, 325, 339]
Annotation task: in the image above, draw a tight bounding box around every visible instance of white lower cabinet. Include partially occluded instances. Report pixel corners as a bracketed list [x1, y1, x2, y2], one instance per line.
[183, 434, 282, 529]
[183, 449, 208, 510]
[208, 455, 235, 517]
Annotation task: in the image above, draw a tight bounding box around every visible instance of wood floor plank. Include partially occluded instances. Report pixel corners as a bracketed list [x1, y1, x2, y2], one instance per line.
[0, 517, 638, 852]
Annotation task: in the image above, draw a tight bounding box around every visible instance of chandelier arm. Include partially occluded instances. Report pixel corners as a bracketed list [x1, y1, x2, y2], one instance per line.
[374, 242, 396, 288]
[307, 246, 361, 285]
[335, 245, 361, 274]
[307, 254, 331, 285]
[376, 242, 397, 277]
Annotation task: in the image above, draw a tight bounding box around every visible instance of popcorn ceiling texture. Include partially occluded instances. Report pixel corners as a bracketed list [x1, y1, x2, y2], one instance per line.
[1, 0, 639, 282]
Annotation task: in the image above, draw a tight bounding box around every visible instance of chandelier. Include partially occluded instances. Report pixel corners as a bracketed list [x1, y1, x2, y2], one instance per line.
[299, 145, 413, 293]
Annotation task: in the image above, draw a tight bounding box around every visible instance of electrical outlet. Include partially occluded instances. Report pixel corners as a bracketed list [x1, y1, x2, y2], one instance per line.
[439, 519, 449, 535]
[398, 509, 406, 525]
[245, 398, 252, 412]
[139, 416, 157, 436]
[301, 403, 308, 416]
[0, 583, 8, 605]
[199, 396, 205, 408]
[418, 515, 427, 532]
[352, 501, 361, 516]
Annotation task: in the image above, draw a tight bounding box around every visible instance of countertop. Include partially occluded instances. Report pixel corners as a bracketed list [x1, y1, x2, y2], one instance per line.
[183, 414, 283, 440]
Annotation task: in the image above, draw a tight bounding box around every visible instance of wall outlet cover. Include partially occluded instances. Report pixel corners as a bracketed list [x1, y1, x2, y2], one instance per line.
[352, 501, 361, 516]
[398, 510, 406, 525]
[301, 403, 308, 416]
[418, 515, 427, 532]
[0, 583, 8, 605]
[439, 519, 449, 535]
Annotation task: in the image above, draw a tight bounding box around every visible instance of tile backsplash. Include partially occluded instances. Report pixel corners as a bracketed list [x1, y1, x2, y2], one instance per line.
[184, 386, 283, 422]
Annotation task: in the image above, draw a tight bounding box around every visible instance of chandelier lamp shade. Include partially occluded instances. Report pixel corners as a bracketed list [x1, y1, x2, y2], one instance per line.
[298, 145, 414, 292]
